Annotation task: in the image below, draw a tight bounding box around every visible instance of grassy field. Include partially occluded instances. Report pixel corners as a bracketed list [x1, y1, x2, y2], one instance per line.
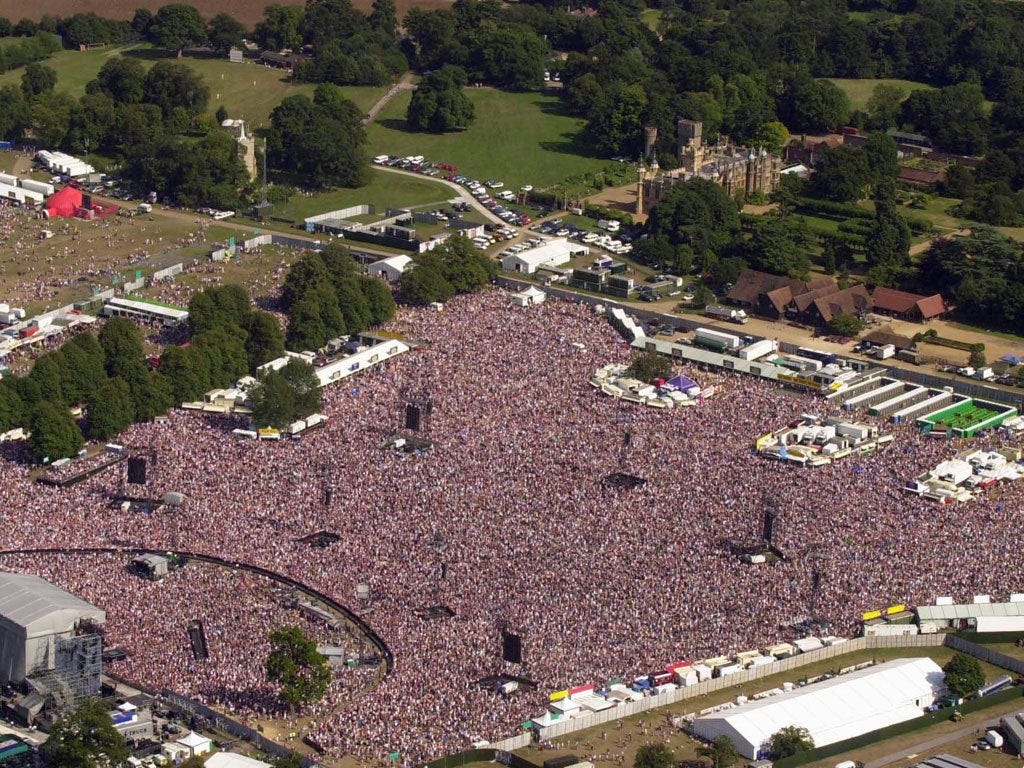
[641, 8, 663, 31]
[0, 45, 386, 129]
[366, 88, 613, 189]
[827, 78, 935, 110]
[262, 168, 457, 225]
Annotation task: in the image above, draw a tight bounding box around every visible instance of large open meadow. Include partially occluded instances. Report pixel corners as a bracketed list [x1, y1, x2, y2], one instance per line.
[367, 87, 613, 189]
[0, 45, 386, 129]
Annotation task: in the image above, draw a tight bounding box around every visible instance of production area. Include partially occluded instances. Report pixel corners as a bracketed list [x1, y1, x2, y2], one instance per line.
[6, 282, 1024, 768]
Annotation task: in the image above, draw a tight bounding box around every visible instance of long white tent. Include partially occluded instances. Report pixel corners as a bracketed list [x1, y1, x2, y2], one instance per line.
[691, 658, 944, 759]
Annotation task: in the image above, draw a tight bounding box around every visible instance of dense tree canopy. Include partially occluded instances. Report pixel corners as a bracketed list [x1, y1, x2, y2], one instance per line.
[42, 700, 130, 768]
[942, 652, 985, 698]
[266, 625, 332, 709]
[269, 86, 368, 189]
[407, 66, 475, 132]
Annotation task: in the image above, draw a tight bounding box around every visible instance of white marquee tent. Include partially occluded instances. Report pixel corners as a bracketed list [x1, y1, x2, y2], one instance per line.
[691, 658, 944, 759]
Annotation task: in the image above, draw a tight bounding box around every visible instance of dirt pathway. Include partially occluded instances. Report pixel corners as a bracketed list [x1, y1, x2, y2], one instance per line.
[362, 72, 416, 124]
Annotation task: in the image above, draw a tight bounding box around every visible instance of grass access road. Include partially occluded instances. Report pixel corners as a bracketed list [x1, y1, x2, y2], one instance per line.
[0, 45, 386, 129]
[366, 87, 613, 189]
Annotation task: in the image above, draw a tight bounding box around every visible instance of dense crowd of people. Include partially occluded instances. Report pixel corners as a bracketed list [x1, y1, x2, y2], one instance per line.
[0, 288, 1021, 764]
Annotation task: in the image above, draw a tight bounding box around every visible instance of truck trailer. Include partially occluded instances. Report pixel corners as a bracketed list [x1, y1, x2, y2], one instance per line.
[694, 327, 741, 351]
[704, 304, 749, 324]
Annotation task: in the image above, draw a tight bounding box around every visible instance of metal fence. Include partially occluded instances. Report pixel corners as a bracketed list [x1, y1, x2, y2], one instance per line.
[946, 634, 1024, 674]
[152, 263, 184, 282]
[531, 634, 946, 740]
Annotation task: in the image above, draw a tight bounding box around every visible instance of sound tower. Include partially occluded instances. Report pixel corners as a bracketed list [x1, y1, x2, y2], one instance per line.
[188, 619, 209, 660]
[405, 404, 422, 432]
[127, 457, 147, 485]
[763, 507, 778, 544]
[502, 631, 523, 664]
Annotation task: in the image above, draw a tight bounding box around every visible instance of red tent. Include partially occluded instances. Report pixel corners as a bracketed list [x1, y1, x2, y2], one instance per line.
[44, 186, 82, 218]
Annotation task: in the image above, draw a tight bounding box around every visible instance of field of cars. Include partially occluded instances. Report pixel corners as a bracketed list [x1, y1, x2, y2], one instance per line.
[374, 154, 534, 226]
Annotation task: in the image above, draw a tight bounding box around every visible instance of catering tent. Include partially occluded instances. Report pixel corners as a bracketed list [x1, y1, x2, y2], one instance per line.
[44, 187, 82, 218]
[691, 658, 943, 759]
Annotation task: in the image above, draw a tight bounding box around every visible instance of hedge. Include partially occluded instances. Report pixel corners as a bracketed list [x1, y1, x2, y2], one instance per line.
[584, 202, 633, 226]
[794, 197, 875, 221]
[773, 686, 1024, 768]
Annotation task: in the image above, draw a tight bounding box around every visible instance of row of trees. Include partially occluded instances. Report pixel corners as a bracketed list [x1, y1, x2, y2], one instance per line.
[0, 320, 172, 462]
[0, 31, 60, 76]
[280, 242, 397, 351]
[398, 235, 498, 306]
[268, 85, 369, 189]
[0, 53, 249, 208]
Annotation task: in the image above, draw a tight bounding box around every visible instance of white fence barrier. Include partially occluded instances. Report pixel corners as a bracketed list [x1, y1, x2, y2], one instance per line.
[532, 634, 946, 740]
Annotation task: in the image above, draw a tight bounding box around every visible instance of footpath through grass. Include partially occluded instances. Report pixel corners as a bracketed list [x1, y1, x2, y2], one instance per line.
[367, 87, 611, 189]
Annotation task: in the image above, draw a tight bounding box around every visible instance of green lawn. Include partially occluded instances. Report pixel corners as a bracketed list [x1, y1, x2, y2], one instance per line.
[366, 87, 612, 189]
[826, 77, 935, 110]
[641, 8, 663, 31]
[266, 168, 457, 225]
[0, 45, 385, 130]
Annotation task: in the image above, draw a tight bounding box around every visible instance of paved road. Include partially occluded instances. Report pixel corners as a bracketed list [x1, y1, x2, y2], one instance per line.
[362, 72, 416, 125]
[373, 165, 507, 226]
[863, 715, 1007, 768]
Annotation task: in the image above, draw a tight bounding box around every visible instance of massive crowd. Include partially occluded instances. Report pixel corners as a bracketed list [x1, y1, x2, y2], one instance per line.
[0, 288, 1021, 764]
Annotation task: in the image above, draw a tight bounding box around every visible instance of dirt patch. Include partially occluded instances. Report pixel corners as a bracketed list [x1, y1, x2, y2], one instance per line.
[5, 0, 453, 25]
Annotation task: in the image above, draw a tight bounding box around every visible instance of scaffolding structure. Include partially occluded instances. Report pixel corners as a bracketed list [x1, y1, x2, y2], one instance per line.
[24, 632, 103, 716]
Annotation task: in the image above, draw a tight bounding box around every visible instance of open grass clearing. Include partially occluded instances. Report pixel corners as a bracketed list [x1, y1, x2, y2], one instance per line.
[367, 87, 613, 189]
[0, 45, 385, 129]
[827, 78, 935, 110]
[641, 8, 663, 31]
[0, 204, 200, 315]
[264, 168, 457, 226]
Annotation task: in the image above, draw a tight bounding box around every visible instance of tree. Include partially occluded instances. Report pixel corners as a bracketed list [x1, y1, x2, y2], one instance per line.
[829, 312, 865, 336]
[809, 145, 870, 203]
[369, 0, 397, 35]
[942, 652, 985, 698]
[752, 121, 790, 156]
[399, 264, 454, 306]
[99, 317, 145, 379]
[42, 700, 130, 768]
[696, 735, 740, 768]
[143, 61, 210, 119]
[968, 344, 987, 369]
[768, 726, 814, 760]
[634, 744, 674, 768]
[407, 66, 474, 132]
[626, 351, 673, 383]
[150, 3, 207, 54]
[21, 62, 57, 97]
[26, 401, 84, 464]
[207, 13, 246, 54]
[865, 83, 905, 130]
[268, 89, 368, 189]
[280, 358, 322, 420]
[0, 383, 25, 433]
[266, 625, 332, 709]
[86, 378, 135, 440]
[255, 4, 304, 51]
[246, 311, 285, 371]
[360, 277, 397, 326]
